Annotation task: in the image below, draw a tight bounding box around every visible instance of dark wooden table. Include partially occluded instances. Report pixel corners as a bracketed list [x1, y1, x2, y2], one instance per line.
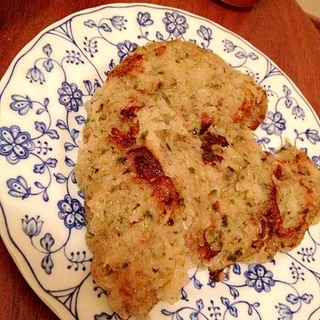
[1, 0, 320, 319]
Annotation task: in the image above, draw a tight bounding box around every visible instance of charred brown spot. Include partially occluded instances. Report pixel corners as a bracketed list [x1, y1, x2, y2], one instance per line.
[109, 54, 144, 78]
[152, 176, 180, 206]
[154, 45, 167, 56]
[264, 195, 283, 237]
[109, 125, 138, 150]
[262, 183, 308, 249]
[202, 149, 224, 165]
[128, 146, 181, 222]
[198, 240, 218, 261]
[274, 164, 284, 180]
[209, 269, 226, 282]
[234, 100, 251, 120]
[167, 218, 174, 226]
[212, 201, 220, 212]
[204, 132, 229, 147]
[128, 147, 163, 180]
[200, 131, 229, 166]
[120, 104, 144, 121]
[233, 99, 260, 130]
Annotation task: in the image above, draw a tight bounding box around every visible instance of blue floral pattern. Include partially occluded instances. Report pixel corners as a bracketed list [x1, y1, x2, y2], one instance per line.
[58, 195, 85, 229]
[261, 111, 286, 136]
[0, 125, 35, 164]
[162, 11, 189, 37]
[244, 264, 275, 292]
[22, 215, 44, 238]
[0, 4, 320, 320]
[58, 81, 84, 112]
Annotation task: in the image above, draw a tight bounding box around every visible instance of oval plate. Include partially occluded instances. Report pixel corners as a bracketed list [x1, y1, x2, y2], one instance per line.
[1, 3, 320, 320]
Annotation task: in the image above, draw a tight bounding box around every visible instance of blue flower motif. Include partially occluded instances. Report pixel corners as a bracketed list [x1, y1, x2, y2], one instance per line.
[58, 81, 83, 112]
[10, 94, 33, 115]
[7, 176, 31, 199]
[244, 264, 275, 293]
[58, 195, 85, 229]
[197, 25, 213, 41]
[21, 215, 43, 238]
[223, 39, 236, 53]
[26, 65, 45, 84]
[117, 40, 138, 61]
[110, 16, 127, 31]
[292, 104, 305, 119]
[0, 125, 35, 164]
[137, 12, 154, 27]
[277, 303, 293, 320]
[260, 111, 286, 136]
[305, 128, 320, 144]
[162, 11, 189, 37]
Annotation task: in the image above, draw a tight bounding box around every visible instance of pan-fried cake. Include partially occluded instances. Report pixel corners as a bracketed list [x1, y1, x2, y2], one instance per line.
[184, 110, 320, 275]
[74, 40, 320, 319]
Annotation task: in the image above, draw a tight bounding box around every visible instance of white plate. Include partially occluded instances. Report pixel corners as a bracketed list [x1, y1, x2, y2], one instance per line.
[1, 3, 320, 320]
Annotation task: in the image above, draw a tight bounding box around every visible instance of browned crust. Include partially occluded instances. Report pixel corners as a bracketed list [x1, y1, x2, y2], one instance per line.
[108, 53, 145, 79]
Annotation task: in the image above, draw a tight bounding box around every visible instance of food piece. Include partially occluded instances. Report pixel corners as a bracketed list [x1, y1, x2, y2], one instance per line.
[184, 110, 320, 274]
[75, 40, 320, 319]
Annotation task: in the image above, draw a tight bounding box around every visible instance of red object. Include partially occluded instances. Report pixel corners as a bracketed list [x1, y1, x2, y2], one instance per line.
[220, 0, 257, 7]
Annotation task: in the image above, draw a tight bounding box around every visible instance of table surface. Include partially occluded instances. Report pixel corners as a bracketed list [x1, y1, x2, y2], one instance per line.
[1, 0, 320, 319]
